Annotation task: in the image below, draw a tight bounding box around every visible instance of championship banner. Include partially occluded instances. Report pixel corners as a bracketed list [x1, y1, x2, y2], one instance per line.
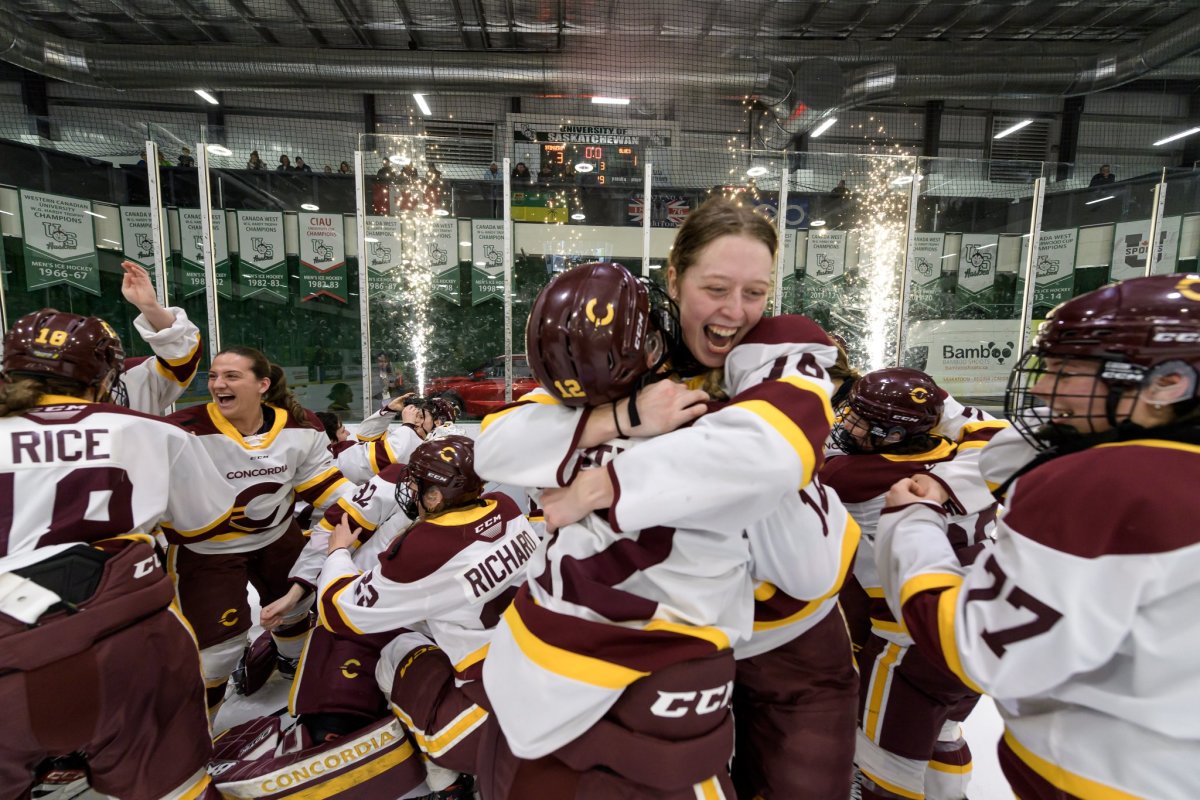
[1110, 217, 1182, 281]
[180, 208, 232, 299]
[956, 234, 999, 310]
[236, 210, 287, 302]
[424, 219, 461, 305]
[801, 229, 847, 311]
[19, 190, 100, 296]
[119, 207, 158, 287]
[298, 212, 347, 303]
[470, 219, 505, 306]
[365, 216, 404, 297]
[907, 233, 946, 312]
[1017, 228, 1078, 310]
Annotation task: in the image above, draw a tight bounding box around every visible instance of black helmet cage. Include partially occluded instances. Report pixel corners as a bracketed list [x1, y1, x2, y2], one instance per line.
[1003, 348, 1190, 450]
[641, 277, 681, 377]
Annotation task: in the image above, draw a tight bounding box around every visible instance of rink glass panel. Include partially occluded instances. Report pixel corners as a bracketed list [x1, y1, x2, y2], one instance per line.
[358, 134, 497, 422]
[0, 138, 173, 382]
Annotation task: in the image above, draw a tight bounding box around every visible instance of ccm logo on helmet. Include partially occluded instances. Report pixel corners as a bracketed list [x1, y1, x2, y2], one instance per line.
[585, 298, 615, 327]
[1152, 331, 1200, 343]
[649, 681, 734, 718]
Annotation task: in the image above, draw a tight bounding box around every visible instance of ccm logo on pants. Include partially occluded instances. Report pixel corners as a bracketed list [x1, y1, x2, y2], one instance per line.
[650, 681, 734, 718]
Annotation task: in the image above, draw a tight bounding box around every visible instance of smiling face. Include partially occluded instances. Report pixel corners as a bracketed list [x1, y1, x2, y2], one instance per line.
[208, 352, 269, 425]
[1029, 357, 1132, 436]
[668, 234, 772, 368]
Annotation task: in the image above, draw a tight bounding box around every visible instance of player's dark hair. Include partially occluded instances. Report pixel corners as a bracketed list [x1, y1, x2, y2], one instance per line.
[218, 345, 309, 425]
[313, 411, 342, 443]
[0, 376, 80, 416]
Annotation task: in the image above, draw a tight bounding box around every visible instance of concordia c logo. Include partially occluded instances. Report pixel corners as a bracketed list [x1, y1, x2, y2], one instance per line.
[439, 447, 456, 462]
[585, 298, 615, 327]
[1176, 276, 1200, 302]
[909, 387, 931, 404]
[219, 608, 239, 626]
[340, 658, 361, 678]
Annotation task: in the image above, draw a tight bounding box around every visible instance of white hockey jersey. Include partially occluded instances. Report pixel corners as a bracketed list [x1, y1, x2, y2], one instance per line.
[875, 435, 1200, 799]
[821, 435, 998, 646]
[330, 412, 425, 485]
[289, 463, 416, 593]
[317, 492, 539, 682]
[164, 403, 353, 554]
[0, 396, 237, 562]
[476, 315, 842, 756]
[122, 307, 203, 415]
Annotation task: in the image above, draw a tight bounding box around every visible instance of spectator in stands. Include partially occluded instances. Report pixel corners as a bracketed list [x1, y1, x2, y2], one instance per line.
[537, 164, 554, 184]
[295, 157, 313, 173]
[831, 179, 850, 198]
[323, 164, 333, 173]
[485, 161, 500, 180]
[512, 162, 533, 183]
[399, 164, 420, 184]
[247, 150, 266, 170]
[277, 154, 294, 171]
[376, 160, 397, 181]
[177, 147, 195, 168]
[339, 161, 353, 175]
[1090, 164, 1115, 186]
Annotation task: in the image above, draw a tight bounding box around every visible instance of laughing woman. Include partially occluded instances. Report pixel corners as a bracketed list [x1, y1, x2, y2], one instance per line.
[166, 346, 355, 719]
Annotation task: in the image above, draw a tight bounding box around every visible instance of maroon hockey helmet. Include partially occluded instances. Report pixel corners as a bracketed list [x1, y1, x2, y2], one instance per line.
[428, 396, 458, 426]
[526, 262, 662, 407]
[400, 435, 483, 515]
[833, 367, 944, 452]
[3, 308, 125, 391]
[1006, 274, 1200, 445]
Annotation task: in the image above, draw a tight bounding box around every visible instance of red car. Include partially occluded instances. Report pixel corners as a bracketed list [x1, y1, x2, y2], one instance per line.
[426, 355, 539, 418]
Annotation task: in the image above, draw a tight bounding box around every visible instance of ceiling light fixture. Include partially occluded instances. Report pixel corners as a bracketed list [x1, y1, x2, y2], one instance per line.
[84, 210, 107, 219]
[413, 94, 432, 116]
[364, 236, 379, 243]
[1085, 195, 1115, 205]
[300, 203, 319, 211]
[810, 219, 826, 227]
[810, 118, 837, 138]
[205, 144, 232, 156]
[994, 119, 1033, 139]
[389, 154, 411, 166]
[1153, 126, 1200, 146]
[746, 166, 769, 178]
[570, 212, 586, 221]
[433, 208, 450, 217]
[591, 97, 631, 106]
[194, 89, 219, 105]
[573, 162, 594, 173]
[459, 240, 471, 246]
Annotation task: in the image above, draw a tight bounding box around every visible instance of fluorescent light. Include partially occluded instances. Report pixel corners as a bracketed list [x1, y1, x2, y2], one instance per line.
[300, 203, 319, 211]
[206, 145, 232, 156]
[810, 219, 826, 227]
[102, 238, 120, 245]
[0, 209, 13, 216]
[474, 261, 486, 266]
[413, 93, 432, 116]
[459, 241, 471, 246]
[648, 264, 661, 269]
[1153, 126, 1200, 146]
[746, 166, 769, 178]
[942, 253, 958, 259]
[364, 236, 379, 243]
[84, 210, 107, 219]
[389, 154, 411, 166]
[810, 118, 837, 138]
[570, 212, 586, 221]
[573, 162, 594, 173]
[994, 119, 1033, 139]
[1085, 194, 1115, 205]
[195, 89, 219, 105]
[976, 243, 996, 250]
[592, 96, 631, 106]
[433, 208, 450, 217]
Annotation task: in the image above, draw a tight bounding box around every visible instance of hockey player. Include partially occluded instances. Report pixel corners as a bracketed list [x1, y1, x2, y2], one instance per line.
[820, 368, 1001, 800]
[165, 345, 355, 718]
[480, 202, 855, 799]
[116, 260, 204, 415]
[876, 274, 1200, 800]
[332, 392, 434, 484]
[315, 436, 538, 786]
[0, 309, 238, 800]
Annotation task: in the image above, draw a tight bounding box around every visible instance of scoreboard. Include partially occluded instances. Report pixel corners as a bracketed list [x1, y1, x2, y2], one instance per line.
[539, 143, 641, 185]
